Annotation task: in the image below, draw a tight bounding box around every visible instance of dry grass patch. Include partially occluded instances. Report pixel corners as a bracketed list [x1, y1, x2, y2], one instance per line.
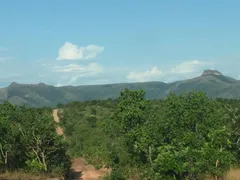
[224, 168, 240, 180]
[205, 168, 240, 180]
[0, 171, 62, 180]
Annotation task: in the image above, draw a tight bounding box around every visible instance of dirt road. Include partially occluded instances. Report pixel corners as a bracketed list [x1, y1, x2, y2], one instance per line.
[53, 109, 64, 136]
[52, 109, 109, 180]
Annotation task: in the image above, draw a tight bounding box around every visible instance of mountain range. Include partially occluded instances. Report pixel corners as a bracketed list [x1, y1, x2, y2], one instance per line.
[0, 70, 240, 107]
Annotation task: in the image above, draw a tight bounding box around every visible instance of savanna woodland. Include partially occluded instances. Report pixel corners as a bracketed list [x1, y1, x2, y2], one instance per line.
[1, 89, 240, 179]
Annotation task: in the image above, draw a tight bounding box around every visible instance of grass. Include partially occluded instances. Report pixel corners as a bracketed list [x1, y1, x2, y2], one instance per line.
[224, 168, 240, 180]
[0, 171, 63, 180]
[205, 168, 240, 180]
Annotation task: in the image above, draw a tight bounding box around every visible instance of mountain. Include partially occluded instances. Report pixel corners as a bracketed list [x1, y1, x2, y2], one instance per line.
[0, 70, 240, 107]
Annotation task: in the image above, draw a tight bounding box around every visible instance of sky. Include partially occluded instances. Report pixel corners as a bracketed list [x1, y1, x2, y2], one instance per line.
[0, 0, 240, 87]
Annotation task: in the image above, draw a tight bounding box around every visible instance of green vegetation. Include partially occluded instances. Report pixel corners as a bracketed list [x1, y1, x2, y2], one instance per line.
[59, 89, 240, 180]
[59, 99, 116, 166]
[2, 85, 240, 179]
[0, 102, 71, 179]
[1, 71, 240, 107]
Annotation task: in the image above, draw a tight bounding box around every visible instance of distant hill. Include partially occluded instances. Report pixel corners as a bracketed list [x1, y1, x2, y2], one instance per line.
[1, 70, 240, 107]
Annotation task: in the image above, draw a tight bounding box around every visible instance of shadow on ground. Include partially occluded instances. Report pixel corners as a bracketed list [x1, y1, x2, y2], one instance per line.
[67, 169, 83, 180]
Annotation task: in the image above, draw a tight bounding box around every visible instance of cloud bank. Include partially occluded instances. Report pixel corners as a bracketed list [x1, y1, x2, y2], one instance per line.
[127, 66, 164, 82]
[127, 60, 209, 82]
[0, 48, 8, 51]
[0, 57, 12, 62]
[52, 63, 102, 74]
[57, 42, 104, 60]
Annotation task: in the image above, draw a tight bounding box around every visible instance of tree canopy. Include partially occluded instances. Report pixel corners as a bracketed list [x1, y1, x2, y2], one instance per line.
[2, 89, 240, 179]
[59, 90, 240, 179]
[0, 102, 71, 178]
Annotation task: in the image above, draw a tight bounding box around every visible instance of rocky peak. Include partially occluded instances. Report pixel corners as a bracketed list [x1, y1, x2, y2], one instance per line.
[38, 83, 46, 86]
[202, 70, 223, 76]
[9, 82, 19, 87]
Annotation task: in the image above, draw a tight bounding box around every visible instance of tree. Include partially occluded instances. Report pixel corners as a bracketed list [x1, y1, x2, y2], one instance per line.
[0, 102, 71, 176]
[0, 116, 15, 169]
[220, 98, 240, 165]
[114, 88, 149, 134]
[18, 108, 71, 173]
[0, 102, 23, 170]
[104, 89, 150, 179]
[151, 92, 234, 179]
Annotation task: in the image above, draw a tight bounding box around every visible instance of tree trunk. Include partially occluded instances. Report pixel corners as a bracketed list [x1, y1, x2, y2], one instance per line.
[32, 149, 41, 164]
[0, 144, 8, 168]
[4, 152, 7, 165]
[41, 152, 47, 171]
[149, 146, 152, 164]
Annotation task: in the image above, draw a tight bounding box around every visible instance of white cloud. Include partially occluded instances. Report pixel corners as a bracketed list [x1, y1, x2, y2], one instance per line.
[0, 73, 21, 79]
[55, 83, 65, 87]
[127, 60, 208, 82]
[127, 66, 164, 82]
[0, 57, 11, 62]
[56, 42, 104, 60]
[52, 63, 102, 74]
[171, 60, 206, 74]
[55, 72, 106, 86]
[0, 48, 8, 51]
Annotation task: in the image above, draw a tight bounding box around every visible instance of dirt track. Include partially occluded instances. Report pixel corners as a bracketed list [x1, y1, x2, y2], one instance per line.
[53, 109, 109, 180]
[53, 109, 64, 136]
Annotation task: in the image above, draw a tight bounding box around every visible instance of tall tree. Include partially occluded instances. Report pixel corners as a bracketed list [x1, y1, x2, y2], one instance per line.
[151, 92, 233, 179]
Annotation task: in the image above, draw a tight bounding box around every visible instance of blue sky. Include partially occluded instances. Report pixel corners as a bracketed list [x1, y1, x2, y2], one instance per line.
[0, 0, 240, 87]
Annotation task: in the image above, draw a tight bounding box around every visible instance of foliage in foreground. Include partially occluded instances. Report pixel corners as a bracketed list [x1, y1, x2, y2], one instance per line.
[0, 102, 71, 177]
[60, 89, 240, 180]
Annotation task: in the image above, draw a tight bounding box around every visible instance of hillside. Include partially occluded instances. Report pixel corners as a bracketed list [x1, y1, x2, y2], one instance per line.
[1, 70, 240, 107]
